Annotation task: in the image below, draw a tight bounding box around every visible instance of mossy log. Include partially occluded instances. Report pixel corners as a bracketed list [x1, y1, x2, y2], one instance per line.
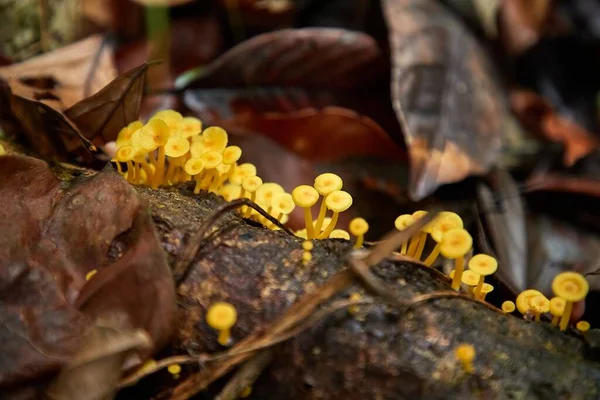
[134, 184, 600, 400]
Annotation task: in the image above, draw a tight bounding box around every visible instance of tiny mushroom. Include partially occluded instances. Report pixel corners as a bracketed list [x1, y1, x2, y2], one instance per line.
[313, 173, 343, 234]
[468, 254, 498, 300]
[528, 295, 550, 322]
[455, 343, 476, 374]
[480, 283, 494, 301]
[349, 217, 369, 248]
[460, 270, 480, 295]
[516, 289, 544, 316]
[292, 185, 320, 239]
[549, 297, 566, 327]
[270, 192, 295, 223]
[577, 321, 591, 332]
[241, 176, 263, 218]
[502, 301, 516, 313]
[318, 190, 353, 239]
[394, 214, 415, 255]
[206, 302, 238, 346]
[552, 272, 589, 331]
[440, 228, 473, 290]
[424, 213, 464, 266]
[330, 229, 350, 240]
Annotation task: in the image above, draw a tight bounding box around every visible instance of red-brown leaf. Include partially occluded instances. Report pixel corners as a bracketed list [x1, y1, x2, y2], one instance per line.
[382, 0, 508, 200]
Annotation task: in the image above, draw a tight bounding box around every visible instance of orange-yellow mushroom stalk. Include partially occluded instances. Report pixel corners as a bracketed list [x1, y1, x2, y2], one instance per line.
[394, 214, 415, 255]
[241, 176, 263, 218]
[318, 190, 353, 239]
[552, 272, 589, 331]
[292, 185, 320, 239]
[184, 158, 205, 193]
[270, 192, 295, 222]
[549, 297, 565, 327]
[197, 151, 223, 192]
[468, 254, 498, 299]
[440, 228, 472, 290]
[139, 118, 170, 188]
[206, 302, 238, 346]
[313, 173, 343, 235]
[411, 210, 430, 260]
[480, 283, 494, 301]
[116, 145, 137, 183]
[455, 344, 475, 374]
[349, 217, 369, 249]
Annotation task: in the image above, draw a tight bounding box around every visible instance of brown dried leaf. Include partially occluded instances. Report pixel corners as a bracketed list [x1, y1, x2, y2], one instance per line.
[0, 35, 116, 109]
[0, 155, 175, 390]
[510, 89, 599, 166]
[498, 0, 555, 55]
[65, 63, 152, 145]
[382, 0, 507, 200]
[176, 28, 385, 90]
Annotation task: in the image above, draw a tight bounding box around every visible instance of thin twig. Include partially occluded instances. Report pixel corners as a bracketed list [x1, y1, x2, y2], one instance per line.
[174, 198, 293, 285]
[404, 291, 503, 314]
[215, 350, 274, 400]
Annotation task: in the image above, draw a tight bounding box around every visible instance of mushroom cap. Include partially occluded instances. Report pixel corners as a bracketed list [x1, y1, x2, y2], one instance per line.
[314, 173, 343, 196]
[302, 241, 313, 251]
[206, 302, 237, 330]
[292, 185, 319, 207]
[529, 295, 550, 314]
[455, 344, 475, 363]
[140, 118, 170, 149]
[552, 271, 589, 302]
[116, 145, 136, 162]
[501, 301, 516, 313]
[439, 228, 472, 259]
[181, 117, 202, 138]
[549, 297, 566, 316]
[116, 120, 143, 148]
[412, 210, 435, 233]
[184, 158, 204, 176]
[461, 270, 480, 286]
[190, 141, 206, 158]
[216, 163, 231, 176]
[349, 217, 369, 236]
[202, 126, 228, 153]
[200, 151, 222, 169]
[256, 183, 285, 208]
[219, 184, 242, 202]
[167, 364, 182, 375]
[222, 146, 242, 165]
[229, 163, 257, 185]
[271, 192, 295, 215]
[325, 190, 353, 213]
[150, 110, 183, 133]
[330, 229, 350, 240]
[468, 254, 498, 276]
[431, 214, 464, 242]
[164, 137, 190, 158]
[481, 283, 494, 294]
[242, 176, 263, 193]
[516, 289, 543, 314]
[394, 214, 415, 230]
[577, 321, 591, 332]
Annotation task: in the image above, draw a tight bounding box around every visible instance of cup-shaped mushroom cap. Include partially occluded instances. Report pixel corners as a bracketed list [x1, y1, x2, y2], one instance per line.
[151, 109, 183, 132]
[165, 137, 190, 158]
[116, 145, 136, 162]
[292, 185, 319, 207]
[461, 270, 480, 286]
[200, 151, 223, 169]
[549, 297, 566, 316]
[271, 192, 295, 215]
[229, 163, 257, 185]
[222, 146, 242, 165]
[256, 183, 285, 208]
[516, 289, 543, 314]
[349, 217, 369, 236]
[552, 271, 589, 302]
[468, 254, 498, 276]
[184, 158, 204, 176]
[202, 126, 228, 152]
[431, 214, 464, 242]
[181, 117, 202, 138]
[190, 141, 206, 158]
[206, 302, 237, 330]
[116, 120, 143, 147]
[455, 344, 475, 363]
[314, 173, 343, 196]
[439, 228, 472, 259]
[412, 210, 435, 232]
[577, 321, 591, 332]
[481, 283, 494, 295]
[394, 214, 415, 230]
[140, 118, 170, 150]
[325, 190, 353, 212]
[219, 184, 242, 201]
[502, 301, 516, 313]
[242, 176, 263, 193]
[302, 241, 313, 251]
[529, 295, 550, 314]
[330, 229, 350, 240]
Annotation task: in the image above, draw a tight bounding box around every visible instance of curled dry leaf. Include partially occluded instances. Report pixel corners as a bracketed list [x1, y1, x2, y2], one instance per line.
[0, 155, 175, 393]
[175, 28, 385, 90]
[0, 35, 116, 109]
[382, 0, 507, 200]
[510, 89, 599, 166]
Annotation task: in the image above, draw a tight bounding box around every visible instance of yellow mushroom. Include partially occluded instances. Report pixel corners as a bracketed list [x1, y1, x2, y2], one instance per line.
[222, 146, 242, 165]
[318, 190, 353, 239]
[348, 292, 362, 315]
[219, 183, 242, 202]
[410, 210, 430, 260]
[184, 158, 205, 193]
[528, 295, 550, 322]
[150, 110, 183, 133]
[440, 228, 473, 291]
[330, 229, 350, 240]
[206, 302, 238, 346]
[313, 173, 343, 235]
[116, 120, 144, 148]
[516, 289, 544, 315]
[241, 176, 263, 218]
[349, 217, 368, 249]
[423, 213, 464, 267]
[116, 145, 137, 183]
[164, 137, 190, 183]
[181, 116, 202, 138]
[229, 163, 257, 186]
[460, 270, 480, 295]
[468, 254, 498, 299]
[577, 321, 591, 332]
[502, 301, 516, 313]
[552, 272, 589, 331]
[256, 183, 284, 215]
[302, 240, 313, 251]
[302, 251, 312, 265]
[480, 283, 494, 301]
[139, 118, 170, 188]
[292, 185, 320, 240]
[270, 192, 295, 223]
[197, 150, 223, 192]
[201, 126, 228, 153]
[167, 364, 181, 377]
[455, 344, 475, 374]
[240, 386, 252, 398]
[85, 269, 97, 281]
[394, 214, 415, 255]
[549, 297, 565, 327]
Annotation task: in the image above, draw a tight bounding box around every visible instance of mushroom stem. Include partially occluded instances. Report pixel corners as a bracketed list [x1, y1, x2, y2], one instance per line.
[114, 161, 122, 174]
[559, 301, 573, 331]
[139, 159, 153, 183]
[534, 311, 541, 322]
[423, 243, 440, 266]
[413, 232, 428, 260]
[243, 192, 256, 218]
[313, 198, 328, 234]
[401, 241, 409, 255]
[406, 235, 420, 257]
[354, 235, 364, 249]
[474, 275, 485, 299]
[451, 257, 465, 291]
[318, 212, 339, 239]
[304, 207, 315, 239]
[148, 150, 157, 166]
[165, 161, 176, 184]
[126, 160, 135, 183]
[217, 329, 231, 346]
[551, 315, 560, 326]
[194, 174, 203, 194]
[151, 145, 166, 188]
